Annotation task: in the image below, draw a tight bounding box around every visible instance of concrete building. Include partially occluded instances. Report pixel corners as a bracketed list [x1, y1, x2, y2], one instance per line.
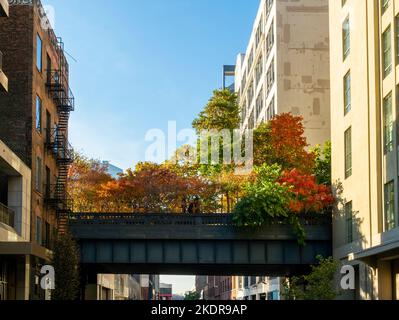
[235, 0, 330, 147]
[85, 274, 142, 300]
[330, 0, 399, 300]
[0, 0, 75, 299]
[0, 139, 44, 300]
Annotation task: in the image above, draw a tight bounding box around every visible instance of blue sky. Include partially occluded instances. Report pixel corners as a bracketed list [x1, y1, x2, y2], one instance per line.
[45, 0, 259, 171]
[45, 0, 260, 295]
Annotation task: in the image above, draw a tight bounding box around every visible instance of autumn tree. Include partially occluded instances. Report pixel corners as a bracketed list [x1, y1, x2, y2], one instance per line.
[68, 153, 113, 212]
[233, 164, 334, 243]
[253, 113, 315, 173]
[96, 162, 220, 214]
[279, 169, 334, 214]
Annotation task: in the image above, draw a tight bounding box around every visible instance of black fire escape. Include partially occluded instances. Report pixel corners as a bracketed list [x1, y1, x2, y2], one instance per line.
[45, 36, 75, 233]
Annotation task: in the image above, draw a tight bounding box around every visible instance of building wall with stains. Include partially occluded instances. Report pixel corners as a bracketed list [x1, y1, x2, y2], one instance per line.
[235, 0, 330, 148]
[276, 0, 330, 147]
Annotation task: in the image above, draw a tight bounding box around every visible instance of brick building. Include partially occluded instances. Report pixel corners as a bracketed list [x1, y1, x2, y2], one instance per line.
[204, 276, 233, 300]
[0, 0, 74, 299]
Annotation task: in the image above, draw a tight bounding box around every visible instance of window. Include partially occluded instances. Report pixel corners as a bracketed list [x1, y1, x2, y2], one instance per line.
[344, 71, 351, 115]
[383, 26, 392, 77]
[35, 156, 42, 193]
[384, 181, 395, 231]
[46, 54, 52, 83]
[266, 0, 273, 17]
[344, 127, 352, 178]
[383, 92, 394, 153]
[382, 0, 390, 14]
[266, 20, 274, 58]
[247, 81, 254, 106]
[345, 201, 353, 243]
[256, 88, 264, 121]
[255, 17, 263, 48]
[35, 95, 42, 133]
[343, 17, 350, 60]
[255, 55, 263, 86]
[248, 49, 254, 72]
[266, 59, 275, 94]
[45, 166, 51, 198]
[36, 34, 42, 72]
[36, 216, 42, 245]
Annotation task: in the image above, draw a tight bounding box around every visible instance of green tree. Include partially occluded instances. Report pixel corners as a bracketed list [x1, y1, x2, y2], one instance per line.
[312, 141, 332, 185]
[192, 89, 240, 133]
[52, 233, 80, 300]
[184, 291, 201, 300]
[283, 256, 339, 300]
[192, 89, 241, 177]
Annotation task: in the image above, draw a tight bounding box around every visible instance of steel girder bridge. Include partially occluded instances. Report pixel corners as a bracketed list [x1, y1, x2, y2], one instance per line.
[68, 213, 332, 276]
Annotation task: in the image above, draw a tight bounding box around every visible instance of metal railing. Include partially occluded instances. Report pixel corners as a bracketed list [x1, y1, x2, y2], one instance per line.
[45, 128, 74, 162]
[0, 203, 15, 228]
[68, 212, 332, 227]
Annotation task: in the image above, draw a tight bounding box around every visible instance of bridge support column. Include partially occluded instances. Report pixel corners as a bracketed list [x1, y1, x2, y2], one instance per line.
[80, 269, 97, 301]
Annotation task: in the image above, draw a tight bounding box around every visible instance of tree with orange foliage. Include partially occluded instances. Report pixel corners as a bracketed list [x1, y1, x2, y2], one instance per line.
[253, 113, 315, 173]
[68, 153, 113, 212]
[96, 162, 220, 213]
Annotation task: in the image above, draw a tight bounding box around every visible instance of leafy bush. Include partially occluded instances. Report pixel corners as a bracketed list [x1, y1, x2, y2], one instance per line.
[232, 164, 290, 226]
[283, 256, 339, 300]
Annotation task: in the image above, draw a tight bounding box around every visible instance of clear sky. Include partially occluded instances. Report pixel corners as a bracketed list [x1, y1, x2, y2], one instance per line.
[44, 0, 260, 296]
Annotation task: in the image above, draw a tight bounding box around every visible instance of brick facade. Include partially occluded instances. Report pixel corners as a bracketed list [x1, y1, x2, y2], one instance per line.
[0, 2, 71, 248]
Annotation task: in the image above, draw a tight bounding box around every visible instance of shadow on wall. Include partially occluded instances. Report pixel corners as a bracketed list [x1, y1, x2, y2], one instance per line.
[332, 181, 376, 300]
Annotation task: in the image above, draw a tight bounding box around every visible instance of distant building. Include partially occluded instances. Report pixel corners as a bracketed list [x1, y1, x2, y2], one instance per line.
[140, 275, 160, 300]
[235, 276, 281, 300]
[103, 161, 123, 179]
[160, 283, 173, 300]
[84, 274, 142, 300]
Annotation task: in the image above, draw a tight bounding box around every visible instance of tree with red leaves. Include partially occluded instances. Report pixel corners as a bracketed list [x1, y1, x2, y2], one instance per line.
[279, 169, 334, 214]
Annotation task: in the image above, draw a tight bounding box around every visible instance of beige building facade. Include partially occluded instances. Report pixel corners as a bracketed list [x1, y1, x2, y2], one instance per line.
[330, 0, 399, 300]
[235, 0, 331, 148]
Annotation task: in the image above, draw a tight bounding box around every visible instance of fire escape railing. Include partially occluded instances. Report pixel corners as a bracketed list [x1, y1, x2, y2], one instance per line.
[45, 128, 73, 213]
[44, 37, 75, 218]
